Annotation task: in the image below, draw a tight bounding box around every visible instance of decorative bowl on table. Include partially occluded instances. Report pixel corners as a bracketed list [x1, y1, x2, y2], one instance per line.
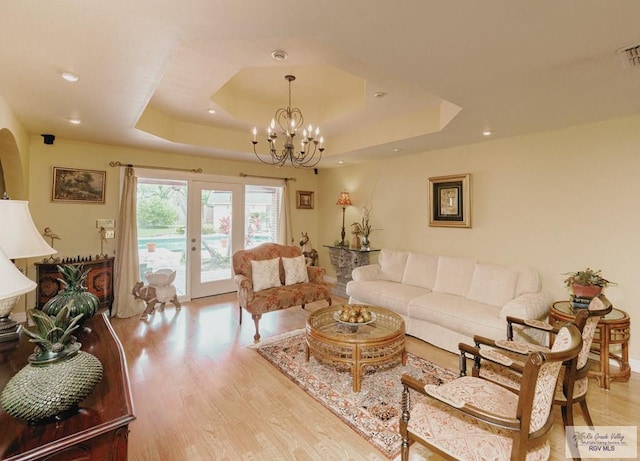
[333, 305, 377, 327]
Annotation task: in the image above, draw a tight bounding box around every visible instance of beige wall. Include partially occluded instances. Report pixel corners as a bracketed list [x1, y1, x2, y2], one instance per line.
[25, 137, 320, 305]
[318, 114, 640, 362]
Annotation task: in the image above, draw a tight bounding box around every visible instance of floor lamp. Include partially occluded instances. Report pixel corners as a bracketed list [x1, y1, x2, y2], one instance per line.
[336, 191, 352, 247]
[0, 198, 56, 341]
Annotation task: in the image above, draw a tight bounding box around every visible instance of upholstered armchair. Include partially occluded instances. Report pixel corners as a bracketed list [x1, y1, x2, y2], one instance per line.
[400, 324, 582, 461]
[460, 294, 612, 432]
[232, 243, 332, 342]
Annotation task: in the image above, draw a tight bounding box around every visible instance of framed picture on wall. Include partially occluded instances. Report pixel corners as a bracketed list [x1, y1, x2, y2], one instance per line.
[52, 167, 106, 203]
[428, 173, 471, 228]
[296, 190, 314, 209]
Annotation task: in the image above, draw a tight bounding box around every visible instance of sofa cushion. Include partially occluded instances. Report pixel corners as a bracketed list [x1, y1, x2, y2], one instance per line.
[467, 262, 518, 307]
[347, 280, 429, 316]
[251, 257, 282, 291]
[401, 253, 439, 289]
[433, 256, 475, 297]
[378, 249, 409, 283]
[282, 255, 309, 285]
[514, 266, 541, 296]
[408, 293, 503, 340]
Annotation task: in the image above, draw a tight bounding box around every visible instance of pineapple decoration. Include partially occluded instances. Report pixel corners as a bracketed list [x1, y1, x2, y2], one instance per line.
[42, 264, 99, 321]
[0, 306, 103, 422]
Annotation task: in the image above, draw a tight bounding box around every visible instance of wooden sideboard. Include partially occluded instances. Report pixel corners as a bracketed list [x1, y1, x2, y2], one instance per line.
[35, 257, 114, 316]
[0, 313, 135, 460]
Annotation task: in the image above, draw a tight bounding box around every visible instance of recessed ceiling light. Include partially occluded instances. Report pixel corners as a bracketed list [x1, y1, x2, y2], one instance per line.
[482, 130, 493, 136]
[207, 109, 216, 114]
[393, 148, 402, 153]
[67, 117, 81, 125]
[271, 49, 288, 61]
[60, 71, 80, 82]
[338, 160, 344, 164]
[374, 92, 387, 99]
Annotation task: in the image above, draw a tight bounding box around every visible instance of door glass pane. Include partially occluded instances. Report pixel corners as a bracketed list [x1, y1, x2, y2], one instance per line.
[200, 189, 232, 283]
[136, 179, 187, 296]
[245, 185, 282, 248]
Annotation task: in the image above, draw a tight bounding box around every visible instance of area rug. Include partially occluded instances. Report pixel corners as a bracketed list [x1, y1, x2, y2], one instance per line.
[250, 329, 458, 459]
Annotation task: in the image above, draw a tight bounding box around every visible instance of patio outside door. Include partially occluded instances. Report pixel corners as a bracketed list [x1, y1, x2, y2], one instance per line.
[189, 181, 244, 298]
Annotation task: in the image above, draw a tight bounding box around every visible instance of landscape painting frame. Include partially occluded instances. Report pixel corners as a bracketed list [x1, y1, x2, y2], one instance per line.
[52, 167, 106, 204]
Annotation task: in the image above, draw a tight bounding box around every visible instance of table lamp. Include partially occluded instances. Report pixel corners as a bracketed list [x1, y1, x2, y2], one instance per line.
[336, 191, 352, 247]
[0, 247, 37, 342]
[0, 198, 56, 341]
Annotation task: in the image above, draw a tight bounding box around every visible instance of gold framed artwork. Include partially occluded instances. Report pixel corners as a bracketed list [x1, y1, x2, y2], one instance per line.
[296, 190, 314, 209]
[428, 173, 471, 228]
[52, 167, 106, 204]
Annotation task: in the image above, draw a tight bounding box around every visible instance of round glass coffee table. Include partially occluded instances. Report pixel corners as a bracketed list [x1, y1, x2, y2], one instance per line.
[305, 304, 406, 392]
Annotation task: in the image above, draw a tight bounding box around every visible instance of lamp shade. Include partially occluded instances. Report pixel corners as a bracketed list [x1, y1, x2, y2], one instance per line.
[336, 191, 352, 206]
[0, 247, 36, 300]
[0, 200, 56, 259]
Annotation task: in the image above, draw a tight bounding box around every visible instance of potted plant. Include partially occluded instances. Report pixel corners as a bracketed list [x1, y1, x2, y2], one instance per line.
[563, 268, 615, 299]
[218, 216, 231, 247]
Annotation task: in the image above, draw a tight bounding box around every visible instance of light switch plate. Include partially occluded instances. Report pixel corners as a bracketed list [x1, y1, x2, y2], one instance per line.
[97, 219, 115, 228]
[104, 229, 115, 239]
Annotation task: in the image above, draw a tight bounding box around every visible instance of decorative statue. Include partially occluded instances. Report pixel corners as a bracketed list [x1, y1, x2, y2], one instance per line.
[299, 232, 318, 266]
[132, 271, 181, 320]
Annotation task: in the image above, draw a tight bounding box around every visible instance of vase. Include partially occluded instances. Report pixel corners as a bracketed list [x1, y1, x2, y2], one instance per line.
[360, 236, 370, 250]
[0, 346, 103, 423]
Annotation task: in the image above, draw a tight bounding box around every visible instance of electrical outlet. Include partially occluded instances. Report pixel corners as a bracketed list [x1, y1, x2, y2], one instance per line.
[96, 219, 115, 228]
[104, 230, 115, 239]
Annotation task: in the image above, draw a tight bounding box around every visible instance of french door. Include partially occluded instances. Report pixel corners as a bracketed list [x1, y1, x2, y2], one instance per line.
[188, 181, 244, 298]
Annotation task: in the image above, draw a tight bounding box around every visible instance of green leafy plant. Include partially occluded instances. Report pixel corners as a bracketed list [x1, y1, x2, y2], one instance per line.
[563, 268, 615, 288]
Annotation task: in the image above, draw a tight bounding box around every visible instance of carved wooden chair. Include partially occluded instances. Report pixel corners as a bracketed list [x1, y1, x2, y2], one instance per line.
[400, 323, 582, 461]
[460, 294, 611, 434]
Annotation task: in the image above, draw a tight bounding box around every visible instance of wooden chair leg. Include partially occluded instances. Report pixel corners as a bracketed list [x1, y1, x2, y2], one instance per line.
[562, 403, 575, 428]
[579, 399, 594, 428]
[252, 313, 262, 343]
[238, 305, 243, 324]
[400, 384, 411, 461]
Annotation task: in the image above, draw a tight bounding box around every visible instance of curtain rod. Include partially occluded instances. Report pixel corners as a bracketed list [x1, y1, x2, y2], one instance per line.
[109, 161, 203, 173]
[239, 172, 296, 181]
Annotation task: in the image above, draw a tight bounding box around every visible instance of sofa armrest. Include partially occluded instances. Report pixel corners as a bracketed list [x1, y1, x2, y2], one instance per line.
[307, 265, 326, 283]
[499, 291, 553, 320]
[234, 274, 254, 307]
[351, 264, 381, 282]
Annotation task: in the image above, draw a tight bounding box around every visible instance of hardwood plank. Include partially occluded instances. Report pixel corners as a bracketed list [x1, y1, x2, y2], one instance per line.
[110, 293, 639, 460]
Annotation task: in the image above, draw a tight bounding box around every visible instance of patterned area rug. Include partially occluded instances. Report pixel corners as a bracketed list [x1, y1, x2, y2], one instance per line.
[251, 329, 458, 459]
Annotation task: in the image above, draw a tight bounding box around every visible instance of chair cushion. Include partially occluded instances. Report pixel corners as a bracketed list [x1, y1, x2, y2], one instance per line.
[467, 262, 518, 307]
[282, 255, 309, 285]
[251, 258, 282, 291]
[378, 249, 408, 282]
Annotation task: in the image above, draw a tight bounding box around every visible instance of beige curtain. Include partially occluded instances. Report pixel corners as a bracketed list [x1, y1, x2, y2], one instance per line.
[113, 167, 144, 318]
[282, 179, 294, 245]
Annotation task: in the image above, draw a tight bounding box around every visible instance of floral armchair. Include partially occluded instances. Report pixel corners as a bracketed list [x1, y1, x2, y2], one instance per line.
[232, 243, 332, 342]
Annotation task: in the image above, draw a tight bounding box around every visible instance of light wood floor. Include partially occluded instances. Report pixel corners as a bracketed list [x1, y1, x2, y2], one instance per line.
[109, 293, 639, 461]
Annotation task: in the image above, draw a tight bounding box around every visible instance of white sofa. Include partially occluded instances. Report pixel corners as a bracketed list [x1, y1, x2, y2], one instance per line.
[346, 249, 552, 354]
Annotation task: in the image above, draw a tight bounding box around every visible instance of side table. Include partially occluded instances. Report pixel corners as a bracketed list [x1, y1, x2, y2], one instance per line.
[323, 246, 379, 298]
[549, 301, 631, 390]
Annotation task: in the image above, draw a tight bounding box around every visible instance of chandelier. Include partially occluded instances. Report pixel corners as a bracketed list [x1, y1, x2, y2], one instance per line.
[251, 75, 324, 168]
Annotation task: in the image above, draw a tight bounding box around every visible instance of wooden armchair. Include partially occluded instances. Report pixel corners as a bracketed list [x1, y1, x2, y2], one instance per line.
[232, 243, 332, 342]
[400, 324, 582, 461]
[460, 294, 611, 434]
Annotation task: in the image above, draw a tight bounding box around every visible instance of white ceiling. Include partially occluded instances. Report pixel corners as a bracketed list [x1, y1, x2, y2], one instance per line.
[1, 1, 639, 168]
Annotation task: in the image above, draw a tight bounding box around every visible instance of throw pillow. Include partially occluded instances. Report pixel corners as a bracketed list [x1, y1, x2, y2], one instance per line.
[467, 262, 518, 307]
[378, 249, 409, 283]
[251, 258, 282, 291]
[282, 255, 309, 285]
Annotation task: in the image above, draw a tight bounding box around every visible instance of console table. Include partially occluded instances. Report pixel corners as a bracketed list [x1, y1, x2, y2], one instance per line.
[324, 246, 379, 298]
[549, 300, 631, 390]
[0, 313, 135, 460]
[35, 257, 114, 316]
